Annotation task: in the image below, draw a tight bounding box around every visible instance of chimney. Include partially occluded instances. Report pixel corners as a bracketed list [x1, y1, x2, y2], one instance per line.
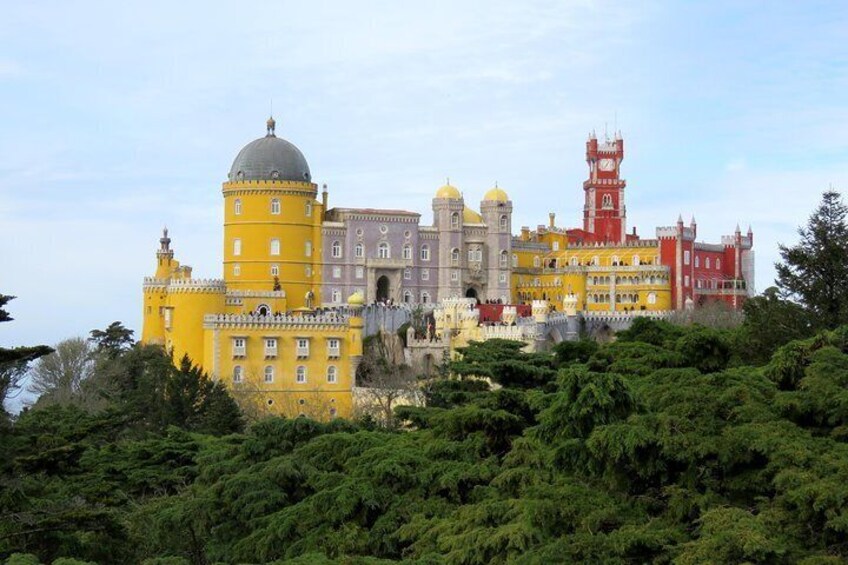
[521, 226, 530, 241]
[549, 212, 556, 228]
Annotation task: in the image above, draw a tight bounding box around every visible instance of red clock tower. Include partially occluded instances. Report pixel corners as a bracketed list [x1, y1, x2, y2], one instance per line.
[583, 130, 626, 243]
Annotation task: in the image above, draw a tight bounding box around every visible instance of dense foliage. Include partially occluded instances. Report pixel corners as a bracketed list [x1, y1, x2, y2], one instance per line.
[3, 321, 848, 564]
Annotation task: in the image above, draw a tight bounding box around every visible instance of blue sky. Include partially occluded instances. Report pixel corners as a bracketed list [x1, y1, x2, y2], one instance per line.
[1, 0, 847, 350]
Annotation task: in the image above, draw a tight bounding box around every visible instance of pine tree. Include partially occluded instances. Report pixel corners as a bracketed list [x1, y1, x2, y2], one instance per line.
[776, 190, 848, 329]
[0, 295, 52, 419]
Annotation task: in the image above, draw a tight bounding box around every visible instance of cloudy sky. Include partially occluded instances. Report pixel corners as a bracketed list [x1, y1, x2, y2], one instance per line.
[1, 0, 847, 349]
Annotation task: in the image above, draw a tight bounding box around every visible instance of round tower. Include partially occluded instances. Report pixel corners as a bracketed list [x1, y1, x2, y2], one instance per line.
[222, 117, 321, 307]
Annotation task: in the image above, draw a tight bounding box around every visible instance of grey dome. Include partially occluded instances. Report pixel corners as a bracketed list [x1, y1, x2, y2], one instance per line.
[228, 128, 311, 182]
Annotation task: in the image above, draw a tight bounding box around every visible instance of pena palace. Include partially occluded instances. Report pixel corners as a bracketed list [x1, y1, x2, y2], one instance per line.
[142, 119, 754, 418]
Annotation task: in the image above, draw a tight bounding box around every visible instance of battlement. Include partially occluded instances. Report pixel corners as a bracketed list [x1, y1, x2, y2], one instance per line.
[721, 235, 753, 248]
[656, 226, 695, 240]
[203, 311, 349, 330]
[143, 277, 226, 293]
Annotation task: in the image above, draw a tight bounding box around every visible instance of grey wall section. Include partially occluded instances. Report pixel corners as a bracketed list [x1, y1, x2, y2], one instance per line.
[362, 304, 414, 337]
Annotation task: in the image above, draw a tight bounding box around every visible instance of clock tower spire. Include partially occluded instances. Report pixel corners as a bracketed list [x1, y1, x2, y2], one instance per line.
[583, 129, 626, 243]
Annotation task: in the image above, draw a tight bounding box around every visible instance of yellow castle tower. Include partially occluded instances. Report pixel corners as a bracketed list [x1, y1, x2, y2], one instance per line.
[142, 118, 362, 419]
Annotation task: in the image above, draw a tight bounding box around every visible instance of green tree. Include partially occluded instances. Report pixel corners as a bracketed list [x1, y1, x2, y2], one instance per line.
[739, 286, 816, 364]
[27, 337, 96, 407]
[776, 190, 848, 329]
[89, 321, 135, 357]
[0, 295, 52, 421]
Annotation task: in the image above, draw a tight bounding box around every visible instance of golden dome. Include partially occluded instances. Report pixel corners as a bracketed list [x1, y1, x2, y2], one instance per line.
[435, 183, 461, 199]
[347, 291, 365, 306]
[463, 207, 483, 224]
[483, 186, 509, 202]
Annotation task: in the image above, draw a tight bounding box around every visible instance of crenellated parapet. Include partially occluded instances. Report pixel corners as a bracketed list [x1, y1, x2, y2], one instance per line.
[165, 278, 227, 294]
[203, 312, 349, 330]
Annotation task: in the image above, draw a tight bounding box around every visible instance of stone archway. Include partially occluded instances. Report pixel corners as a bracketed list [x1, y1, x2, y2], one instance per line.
[465, 287, 479, 304]
[376, 275, 390, 302]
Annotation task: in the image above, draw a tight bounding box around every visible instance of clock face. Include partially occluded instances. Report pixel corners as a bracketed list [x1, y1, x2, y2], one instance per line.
[598, 158, 616, 172]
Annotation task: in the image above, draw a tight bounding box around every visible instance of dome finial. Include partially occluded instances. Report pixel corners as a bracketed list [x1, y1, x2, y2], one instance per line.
[266, 115, 276, 137]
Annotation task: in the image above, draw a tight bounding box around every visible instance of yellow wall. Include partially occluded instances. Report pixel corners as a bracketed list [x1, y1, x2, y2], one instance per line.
[203, 323, 357, 419]
[223, 179, 321, 308]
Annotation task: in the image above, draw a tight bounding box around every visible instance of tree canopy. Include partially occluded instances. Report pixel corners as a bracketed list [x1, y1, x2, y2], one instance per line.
[4, 318, 848, 563]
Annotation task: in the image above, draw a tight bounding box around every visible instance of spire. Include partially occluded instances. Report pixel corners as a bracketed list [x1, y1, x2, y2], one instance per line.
[159, 226, 171, 253]
[266, 115, 276, 137]
[747, 224, 753, 235]
[690, 215, 696, 225]
[677, 213, 684, 224]
[735, 223, 741, 234]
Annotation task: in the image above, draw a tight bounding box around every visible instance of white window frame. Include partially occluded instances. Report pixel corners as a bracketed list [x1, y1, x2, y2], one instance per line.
[450, 212, 460, 229]
[684, 250, 690, 265]
[451, 248, 460, 265]
[270, 264, 279, 276]
[421, 269, 429, 281]
[451, 270, 459, 281]
[234, 199, 242, 216]
[331, 289, 341, 303]
[404, 268, 412, 280]
[296, 338, 309, 358]
[305, 201, 312, 217]
[264, 338, 278, 357]
[270, 198, 281, 215]
[332, 240, 342, 258]
[327, 365, 338, 384]
[305, 241, 312, 257]
[233, 238, 242, 256]
[327, 338, 340, 358]
[420, 245, 430, 261]
[378, 242, 390, 259]
[232, 337, 246, 358]
[355, 243, 364, 258]
[296, 366, 307, 384]
[270, 238, 280, 256]
[499, 215, 508, 230]
[264, 365, 274, 383]
[233, 365, 243, 384]
[332, 266, 342, 279]
[355, 266, 364, 279]
[233, 264, 241, 277]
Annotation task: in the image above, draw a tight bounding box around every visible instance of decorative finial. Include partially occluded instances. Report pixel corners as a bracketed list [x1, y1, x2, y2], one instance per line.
[266, 116, 276, 137]
[735, 223, 741, 234]
[159, 226, 171, 252]
[677, 214, 683, 224]
[494, 180, 498, 188]
[446, 176, 450, 185]
[747, 224, 753, 234]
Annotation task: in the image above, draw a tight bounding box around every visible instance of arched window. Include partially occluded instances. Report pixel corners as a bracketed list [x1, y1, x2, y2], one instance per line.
[331, 289, 341, 303]
[233, 263, 240, 276]
[421, 292, 430, 304]
[270, 264, 279, 276]
[716, 258, 721, 269]
[611, 255, 619, 266]
[270, 239, 280, 255]
[404, 268, 411, 280]
[602, 194, 613, 208]
[450, 212, 460, 229]
[264, 366, 274, 383]
[420, 244, 430, 261]
[592, 256, 599, 266]
[403, 244, 412, 260]
[232, 365, 243, 384]
[632, 255, 640, 266]
[533, 256, 540, 268]
[327, 366, 337, 383]
[378, 242, 390, 259]
[355, 243, 364, 258]
[512, 254, 518, 268]
[499, 215, 508, 230]
[500, 250, 508, 268]
[270, 198, 281, 215]
[450, 248, 460, 264]
[305, 241, 312, 257]
[296, 366, 307, 384]
[695, 256, 700, 268]
[234, 199, 242, 215]
[305, 201, 312, 217]
[570, 256, 578, 266]
[331, 241, 342, 258]
[403, 290, 412, 303]
[647, 292, 657, 305]
[706, 257, 711, 269]
[233, 238, 242, 256]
